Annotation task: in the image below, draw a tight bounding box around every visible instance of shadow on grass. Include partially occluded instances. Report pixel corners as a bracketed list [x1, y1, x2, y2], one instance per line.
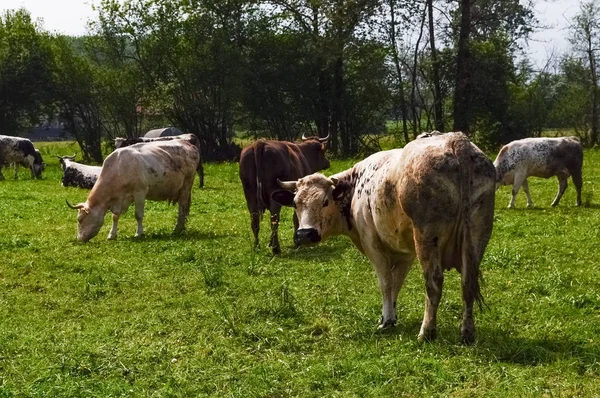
[130, 229, 229, 242]
[278, 243, 349, 262]
[476, 325, 600, 366]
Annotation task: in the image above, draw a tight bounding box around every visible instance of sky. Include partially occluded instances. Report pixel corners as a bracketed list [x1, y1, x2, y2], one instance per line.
[0, 0, 586, 67]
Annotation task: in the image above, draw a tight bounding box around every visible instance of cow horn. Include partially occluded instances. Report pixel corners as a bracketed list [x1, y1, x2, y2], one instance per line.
[301, 133, 308, 141]
[66, 200, 84, 210]
[318, 133, 330, 143]
[277, 178, 298, 191]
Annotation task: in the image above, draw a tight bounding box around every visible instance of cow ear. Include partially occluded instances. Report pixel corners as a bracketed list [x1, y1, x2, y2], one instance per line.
[332, 181, 351, 201]
[271, 190, 296, 207]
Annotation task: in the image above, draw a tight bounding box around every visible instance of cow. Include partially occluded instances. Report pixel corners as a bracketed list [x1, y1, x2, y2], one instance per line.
[66, 139, 200, 242]
[0, 135, 45, 180]
[494, 136, 583, 208]
[271, 132, 496, 343]
[239, 134, 330, 254]
[114, 134, 204, 188]
[57, 155, 101, 189]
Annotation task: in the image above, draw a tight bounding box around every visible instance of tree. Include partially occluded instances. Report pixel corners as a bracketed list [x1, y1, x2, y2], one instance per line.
[427, 0, 444, 131]
[0, 9, 53, 135]
[50, 36, 104, 163]
[569, 0, 600, 146]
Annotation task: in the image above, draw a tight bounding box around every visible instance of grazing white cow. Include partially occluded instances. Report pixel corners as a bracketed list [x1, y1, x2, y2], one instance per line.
[0, 135, 45, 179]
[114, 133, 204, 187]
[67, 139, 200, 242]
[57, 155, 101, 189]
[272, 132, 496, 343]
[494, 137, 583, 208]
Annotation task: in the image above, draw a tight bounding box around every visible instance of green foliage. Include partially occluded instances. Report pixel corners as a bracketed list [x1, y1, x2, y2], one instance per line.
[0, 9, 53, 134]
[1, 148, 600, 395]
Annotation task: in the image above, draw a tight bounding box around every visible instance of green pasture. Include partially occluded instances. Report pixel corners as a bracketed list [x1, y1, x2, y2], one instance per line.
[1, 143, 600, 396]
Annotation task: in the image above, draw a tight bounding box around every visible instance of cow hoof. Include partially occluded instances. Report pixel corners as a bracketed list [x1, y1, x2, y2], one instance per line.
[460, 331, 476, 345]
[134, 233, 144, 238]
[417, 329, 436, 343]
[377, 318, 396, 330]
[272, 246, 281, 255]
[107, 235, 117, 240]
[460, 323, 476, 344]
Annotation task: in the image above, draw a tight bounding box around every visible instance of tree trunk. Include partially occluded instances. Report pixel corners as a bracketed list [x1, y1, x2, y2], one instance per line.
[427, 0, 444, 132]
[410, 5, 427, 138]
[587, 27, 599, 146]
[388, 0, 410, 144]
[453, 0, 472, 133]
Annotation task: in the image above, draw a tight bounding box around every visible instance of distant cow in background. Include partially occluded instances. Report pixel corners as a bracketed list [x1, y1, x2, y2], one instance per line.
[67, 139, 200, 242]
[494, 137, 583, 208]
[0, 135, 45, 180]
[239, 134, 330, 254]
[114, 134, 204, 187]
[57, 155, 101, 189]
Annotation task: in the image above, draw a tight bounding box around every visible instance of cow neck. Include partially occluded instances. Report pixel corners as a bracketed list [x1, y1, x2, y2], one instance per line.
[331, 167, 358, 234]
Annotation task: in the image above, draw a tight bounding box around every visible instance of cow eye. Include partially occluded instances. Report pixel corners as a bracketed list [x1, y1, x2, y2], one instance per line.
[323, 199, 329, 207]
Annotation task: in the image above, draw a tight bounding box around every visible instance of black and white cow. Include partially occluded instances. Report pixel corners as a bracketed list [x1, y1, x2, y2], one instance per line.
[494, 137, 583, 208]
[0, 135, 45, 180]
[57, 155, 101, 189]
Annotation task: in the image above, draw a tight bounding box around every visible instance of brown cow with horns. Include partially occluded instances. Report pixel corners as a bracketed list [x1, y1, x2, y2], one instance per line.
[271, 132, 496, 343]
[239, 134, 330, 254]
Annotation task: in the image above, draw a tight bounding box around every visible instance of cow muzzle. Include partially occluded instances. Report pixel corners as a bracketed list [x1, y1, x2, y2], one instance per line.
[294, 228, 321, 246]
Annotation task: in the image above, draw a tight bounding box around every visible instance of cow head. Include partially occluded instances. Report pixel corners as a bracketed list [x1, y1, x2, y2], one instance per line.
[66, 200, 105, 242]
[300, 134, 331, 172]
[33, 149, 45, 178]
[56, 154, 76, 171]
[271, 173, 352, 246]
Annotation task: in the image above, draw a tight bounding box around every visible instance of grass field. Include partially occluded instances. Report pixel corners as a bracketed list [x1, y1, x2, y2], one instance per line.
[1, 143, 600, 396]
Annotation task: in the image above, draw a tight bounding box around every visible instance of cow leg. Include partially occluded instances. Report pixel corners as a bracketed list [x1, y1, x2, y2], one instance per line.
[174, 191, 191, 234]
[551, 172, 569, 207]
[379, 256, 413, 330]
[414, 234, 444, 342]
[134, 197, 145, 237]
[13, 164, 19, 179]
[269, 203, 282, 254]
[197, 164, 204, 188]
[250, 212, 261, 248]
[292, 211, 299, 247]
[522, 179, 533, 207]
[362, 242, 410, 329]
[108, 213, 120, 240]
[508, 173, 526, 208]
[571, 168, 583, 206]
[0, 168, 4, 180]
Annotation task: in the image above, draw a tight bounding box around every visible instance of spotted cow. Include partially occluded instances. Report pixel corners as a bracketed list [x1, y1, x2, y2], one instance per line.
[57, 155, 101, 189]
[272, 132, 496, 343]
[494, 137, 583, 208]
[0, 135, 45, 180]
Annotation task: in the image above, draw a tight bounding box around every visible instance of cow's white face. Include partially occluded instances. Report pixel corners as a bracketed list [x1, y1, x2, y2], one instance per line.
[272, 174, 351, 246]
[76, 205, 105, 242]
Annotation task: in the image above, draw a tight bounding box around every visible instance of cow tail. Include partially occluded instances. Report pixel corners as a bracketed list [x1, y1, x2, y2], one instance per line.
[453, 136, 484, 310]
[254, 141, 266, 215]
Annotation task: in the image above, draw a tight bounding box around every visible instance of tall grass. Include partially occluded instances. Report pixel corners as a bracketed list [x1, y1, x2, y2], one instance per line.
[0, 146, 599, 396]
